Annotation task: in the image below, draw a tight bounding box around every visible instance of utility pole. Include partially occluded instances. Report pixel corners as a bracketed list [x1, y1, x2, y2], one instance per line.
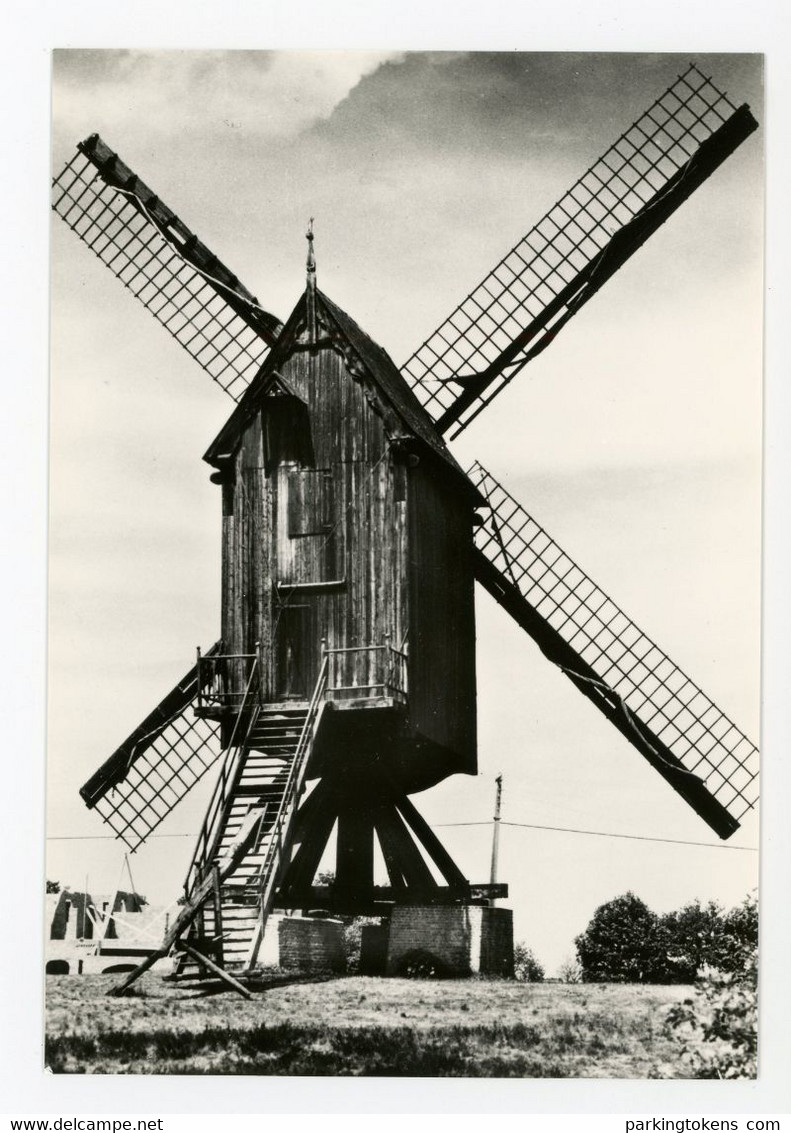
[489, 774, 503, 905]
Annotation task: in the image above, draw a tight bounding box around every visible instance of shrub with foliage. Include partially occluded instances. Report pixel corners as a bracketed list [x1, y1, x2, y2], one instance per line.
[660, 899, 730, 982]
[575, 892, 671, 983]
[343, 916, 381, 974]
[720, 892, 758, 972]
[665, 954, 757, 1078]
[664, 896, 758, 1079]
[513, 943, 545, 982]
[575, 890, 758, 985]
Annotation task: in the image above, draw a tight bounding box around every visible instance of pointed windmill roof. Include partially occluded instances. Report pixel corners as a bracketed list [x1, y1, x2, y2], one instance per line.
[205, 287, 481, 501]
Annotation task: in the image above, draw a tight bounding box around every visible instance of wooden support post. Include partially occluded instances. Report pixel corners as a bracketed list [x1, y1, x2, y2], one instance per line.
[290, 777, 334, 842]
[178, 942, 251, 999]
[373, 809, 408, 893]
[108, 947, 168, 996]
[373, 804, 437, 891]
[396, 794, 469, 891]
[211, 864, 224, 968]
[336, 805, 374, 899]
[277, 779, 339, 905]
[195, 904, 208, 978]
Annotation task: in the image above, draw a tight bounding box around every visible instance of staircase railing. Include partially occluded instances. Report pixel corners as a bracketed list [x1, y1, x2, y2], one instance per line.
[195, 649, 257, 715]
[244, 654, 330, 967]
[324, 636, 408, 703]
[184, 658, 261, 897]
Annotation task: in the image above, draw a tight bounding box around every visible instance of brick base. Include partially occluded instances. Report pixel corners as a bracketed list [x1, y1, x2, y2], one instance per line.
[386, 905, 514, 977]
[278, 916, 347, 973]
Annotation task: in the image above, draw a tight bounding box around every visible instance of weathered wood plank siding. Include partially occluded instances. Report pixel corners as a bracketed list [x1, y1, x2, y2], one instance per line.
[408, 462, 477, 774]
[217, 322, 475, 779]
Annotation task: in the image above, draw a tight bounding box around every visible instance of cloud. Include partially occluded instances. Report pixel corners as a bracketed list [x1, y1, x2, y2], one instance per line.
[52, 49, 404, 153]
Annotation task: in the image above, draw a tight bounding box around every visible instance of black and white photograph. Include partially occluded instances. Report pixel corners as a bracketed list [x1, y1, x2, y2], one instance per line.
[43, 48, 764, 1080]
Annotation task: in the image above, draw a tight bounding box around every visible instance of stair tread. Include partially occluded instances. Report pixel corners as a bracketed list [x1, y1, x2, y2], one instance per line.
[216, 912, 260, 921]
[248, 732, 302, 738]
[242, 759, 292, 766]
[248, 739, 300, 745]
[250, 733, 304, 738]
[235, 784, 287, 791]
[178, 702, 314, 972]
[248, 736, 300, 743]
[237, 773, 289, 781]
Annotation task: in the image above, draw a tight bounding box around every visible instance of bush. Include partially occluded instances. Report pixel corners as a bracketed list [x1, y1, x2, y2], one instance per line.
[513, 943, 545, 983]
[660, 895, 758, 982]
[663, 893, 758, 1078]
[665, 942, 757, 1078]
[343, 916, 381, 974]
[720, 892, 758, 973]
[575, 891, 758, 986]
[660, 899, 729, 982]
[575, 892, 671, 983]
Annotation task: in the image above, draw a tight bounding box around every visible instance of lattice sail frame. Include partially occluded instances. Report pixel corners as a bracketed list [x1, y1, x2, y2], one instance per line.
[52, 136, 282, 403]
[80, 649, 224, 851]
[92, 715, 222, 852]
[402, 64, 753, 437]
[469, 462, 759, 831]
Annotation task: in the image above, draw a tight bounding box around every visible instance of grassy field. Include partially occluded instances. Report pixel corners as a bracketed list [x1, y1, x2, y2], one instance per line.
[45, 973, 697, 1077]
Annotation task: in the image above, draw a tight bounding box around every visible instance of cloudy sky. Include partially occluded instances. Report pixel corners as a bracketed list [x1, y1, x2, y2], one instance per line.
[48, 50, 763, 974]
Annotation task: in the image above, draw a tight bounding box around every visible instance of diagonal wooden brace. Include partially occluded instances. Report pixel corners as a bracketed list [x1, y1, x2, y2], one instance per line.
[176, 942, 251, 999]
[108, 805, 267, 996]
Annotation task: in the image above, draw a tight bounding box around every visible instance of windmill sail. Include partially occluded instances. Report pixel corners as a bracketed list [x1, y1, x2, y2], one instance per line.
[469, 462, 758, 839]
[80, 644, 224, 851]
[52, 134, 283, 402]
[402, 64, 758, 438]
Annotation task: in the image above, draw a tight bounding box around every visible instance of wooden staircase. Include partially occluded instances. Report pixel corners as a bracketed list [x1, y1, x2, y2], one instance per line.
[176, 706, 311, 977]
[107, 654, 330, 997]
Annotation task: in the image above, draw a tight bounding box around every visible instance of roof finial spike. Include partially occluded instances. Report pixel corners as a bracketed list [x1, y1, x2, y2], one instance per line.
[305, 217, 317, 346]
[306, 216, 316, 284]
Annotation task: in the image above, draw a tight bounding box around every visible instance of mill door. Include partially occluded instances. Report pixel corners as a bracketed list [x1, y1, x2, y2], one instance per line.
[273, 464, 340, 701]
[274, 602, 312, 700]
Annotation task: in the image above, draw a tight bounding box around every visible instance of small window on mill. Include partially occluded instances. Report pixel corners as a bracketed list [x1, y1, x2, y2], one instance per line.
[263, 386, 314, 470]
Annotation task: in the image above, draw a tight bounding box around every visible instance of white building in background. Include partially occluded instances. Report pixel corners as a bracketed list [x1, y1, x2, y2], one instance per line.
[45, 888, 171, 975]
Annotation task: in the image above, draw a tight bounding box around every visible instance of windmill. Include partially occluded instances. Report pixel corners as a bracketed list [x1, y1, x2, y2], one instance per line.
[52, 61, 760, 991]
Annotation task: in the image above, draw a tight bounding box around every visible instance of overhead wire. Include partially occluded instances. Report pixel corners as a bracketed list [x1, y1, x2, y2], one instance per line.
[433, 820, 757, 851]
[48, 822, 757, 851]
